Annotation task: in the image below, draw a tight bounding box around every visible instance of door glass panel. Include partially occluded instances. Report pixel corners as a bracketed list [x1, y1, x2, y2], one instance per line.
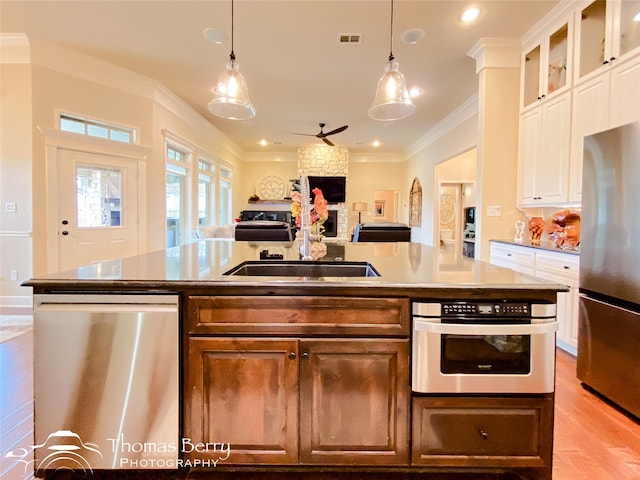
[579, 0, 606, 78]
[619, 0, 640, 56]
[76, 165, 122, 227]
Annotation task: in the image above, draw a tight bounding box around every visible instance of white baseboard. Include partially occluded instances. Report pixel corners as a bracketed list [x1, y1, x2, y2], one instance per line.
[0, 295, 33, 314]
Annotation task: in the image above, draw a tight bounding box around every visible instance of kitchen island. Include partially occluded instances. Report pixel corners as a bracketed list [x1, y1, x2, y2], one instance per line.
[25, 240, 566, 480]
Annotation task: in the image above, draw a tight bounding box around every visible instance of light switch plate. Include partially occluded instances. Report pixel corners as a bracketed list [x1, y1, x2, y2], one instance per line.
[487, 205, 502, 217]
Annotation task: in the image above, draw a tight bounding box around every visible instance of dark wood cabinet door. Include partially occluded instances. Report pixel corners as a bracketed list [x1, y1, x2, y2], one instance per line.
[412, 396, 553, 470]
[298, 339, 410, 465]
[186, 337, 299, 464]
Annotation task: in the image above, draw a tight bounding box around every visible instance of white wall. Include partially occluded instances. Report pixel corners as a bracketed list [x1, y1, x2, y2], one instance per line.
[0, 44, 33, 308]
[405, 104, 479, 246]
[0, 35, 245, 301]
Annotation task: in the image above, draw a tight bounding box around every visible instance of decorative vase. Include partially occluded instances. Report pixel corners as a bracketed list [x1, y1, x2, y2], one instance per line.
[528, 217, 545, 246]
[514, 220, 525, 244]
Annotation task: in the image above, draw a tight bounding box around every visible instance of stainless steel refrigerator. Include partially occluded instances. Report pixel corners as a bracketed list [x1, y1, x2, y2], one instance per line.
[578, 122, 640, 419]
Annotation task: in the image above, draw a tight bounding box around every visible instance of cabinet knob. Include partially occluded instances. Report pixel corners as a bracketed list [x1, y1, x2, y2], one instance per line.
[507, 253, 512, 257]
[301, 352, 309, 359]
[610, 56, 616, 62]
[479, 430, 489, 440]
[62, 231, 69, 236]
[288, 352, 296, 360]
[563, 265, 570, 270]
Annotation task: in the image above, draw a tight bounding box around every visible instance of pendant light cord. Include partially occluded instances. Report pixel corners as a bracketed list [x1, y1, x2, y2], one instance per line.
[388, 0, 395, 62]
[229, 0, 236, 61]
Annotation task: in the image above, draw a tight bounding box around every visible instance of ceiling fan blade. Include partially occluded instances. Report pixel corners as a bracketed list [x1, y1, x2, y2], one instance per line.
[289, 132, 318, 137]
[322, 138, 335, 147]
[324, 125, 348, 136]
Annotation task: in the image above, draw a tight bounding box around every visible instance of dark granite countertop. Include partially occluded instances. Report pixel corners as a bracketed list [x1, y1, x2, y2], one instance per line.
[24, 240, 568, 293]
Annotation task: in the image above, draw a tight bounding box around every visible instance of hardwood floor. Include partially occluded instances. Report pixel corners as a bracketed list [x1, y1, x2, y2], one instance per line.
[553, 349, 640, 479]
[1, 325, 638, 479]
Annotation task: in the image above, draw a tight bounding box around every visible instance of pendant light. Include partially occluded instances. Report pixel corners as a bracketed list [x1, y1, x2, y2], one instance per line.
[207, 0, 256, 120]
[368, 0, 415, 121]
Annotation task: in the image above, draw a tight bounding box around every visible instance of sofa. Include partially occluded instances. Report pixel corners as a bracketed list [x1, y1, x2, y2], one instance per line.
[352, 222, 411, 242]
[234, 220, 294, 241]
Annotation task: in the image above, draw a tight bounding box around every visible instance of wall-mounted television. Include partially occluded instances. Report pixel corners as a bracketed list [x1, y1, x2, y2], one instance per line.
[308, 176, 346, 204]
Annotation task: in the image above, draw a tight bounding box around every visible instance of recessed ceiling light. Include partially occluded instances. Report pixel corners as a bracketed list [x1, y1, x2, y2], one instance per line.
[372, 140, 382, 148]
[460, 6, 480, 23]
[401, 28, 425, 45]
[409, 87, 424, 98]
[203, 27, 227, 44]
[259, 139, 268, 147]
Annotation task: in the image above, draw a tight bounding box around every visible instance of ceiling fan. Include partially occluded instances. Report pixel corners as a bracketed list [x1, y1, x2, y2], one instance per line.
[291, 123, 348, 147]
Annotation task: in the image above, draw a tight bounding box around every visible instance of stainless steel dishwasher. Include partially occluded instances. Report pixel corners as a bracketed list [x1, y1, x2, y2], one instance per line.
[33, 294, 179, 472]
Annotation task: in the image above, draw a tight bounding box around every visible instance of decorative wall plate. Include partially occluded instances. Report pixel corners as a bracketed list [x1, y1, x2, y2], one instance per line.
[439, 193, 456, 224]
[259, 175, 285, 200]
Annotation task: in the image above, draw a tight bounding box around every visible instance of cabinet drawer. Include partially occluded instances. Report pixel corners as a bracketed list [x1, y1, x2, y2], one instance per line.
[411, 396, 553, 468]
[188, 296, 410, 336]
[490, 243, 536, 274]
[535, 251, 579, 279]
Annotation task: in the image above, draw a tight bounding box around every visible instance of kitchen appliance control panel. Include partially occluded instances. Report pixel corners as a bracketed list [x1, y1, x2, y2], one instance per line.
[441, 302, 530, 317]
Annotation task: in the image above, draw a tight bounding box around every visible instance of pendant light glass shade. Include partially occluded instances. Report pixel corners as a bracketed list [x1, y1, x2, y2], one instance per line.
[208, 57, 256, 120]
[368, 0, 415, 121]
[207, 0, 255, 120]
[368, 58, 415, 121]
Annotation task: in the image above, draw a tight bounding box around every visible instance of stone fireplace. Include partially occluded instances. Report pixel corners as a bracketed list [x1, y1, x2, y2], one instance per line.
[297, 146, 349, 240]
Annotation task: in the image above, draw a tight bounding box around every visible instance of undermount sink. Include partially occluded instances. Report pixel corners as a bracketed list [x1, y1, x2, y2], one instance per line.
[223, 261, 381, 277]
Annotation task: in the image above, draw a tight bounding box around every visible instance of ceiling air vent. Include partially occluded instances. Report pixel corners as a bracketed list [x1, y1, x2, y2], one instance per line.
[338, 33, 362, 45]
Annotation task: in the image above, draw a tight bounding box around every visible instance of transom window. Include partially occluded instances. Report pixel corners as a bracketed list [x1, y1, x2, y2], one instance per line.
[59, 114, 137, 144]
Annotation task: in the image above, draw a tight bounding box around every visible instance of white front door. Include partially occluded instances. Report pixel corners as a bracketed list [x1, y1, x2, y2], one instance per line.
[57, 150, 139, 271]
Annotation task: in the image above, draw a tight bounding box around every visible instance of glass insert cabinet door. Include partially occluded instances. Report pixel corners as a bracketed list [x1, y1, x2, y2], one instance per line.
[577, 0, 640, 80]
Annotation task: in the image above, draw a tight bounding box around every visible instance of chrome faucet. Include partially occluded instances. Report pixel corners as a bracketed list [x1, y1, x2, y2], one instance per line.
[299, 174, 312, 260]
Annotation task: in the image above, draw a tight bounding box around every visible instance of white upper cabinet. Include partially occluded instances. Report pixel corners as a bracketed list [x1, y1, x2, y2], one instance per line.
[575, 0, 640, 83]
[569, 52, 640, 203]
[568, 0, 640, 204]
[518, 92, 572, 207]
[519, 0, 640, 206]
[521, 17, 573, 110]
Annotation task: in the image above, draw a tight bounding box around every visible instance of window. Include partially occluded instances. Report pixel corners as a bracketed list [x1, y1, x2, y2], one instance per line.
[76, 165, 122, 227]
[59, 114, 137, 144]
[219, 166, 233, 225]
[166, 144, 188, 248]
[164, 132, 233, 247]
[198, 158, 215, 226]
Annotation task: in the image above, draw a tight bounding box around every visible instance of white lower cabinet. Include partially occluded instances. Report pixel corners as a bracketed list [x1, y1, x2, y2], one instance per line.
[489, 241, 579, 354]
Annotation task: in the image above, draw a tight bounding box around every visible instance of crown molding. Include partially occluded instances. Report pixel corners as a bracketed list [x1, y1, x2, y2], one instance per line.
[13, 35, 244, 159]
[467, 38, 521, 72]
[406, 94, 478, 159]
[0, 33, 30, 64]
[521, 0, 581, 48]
